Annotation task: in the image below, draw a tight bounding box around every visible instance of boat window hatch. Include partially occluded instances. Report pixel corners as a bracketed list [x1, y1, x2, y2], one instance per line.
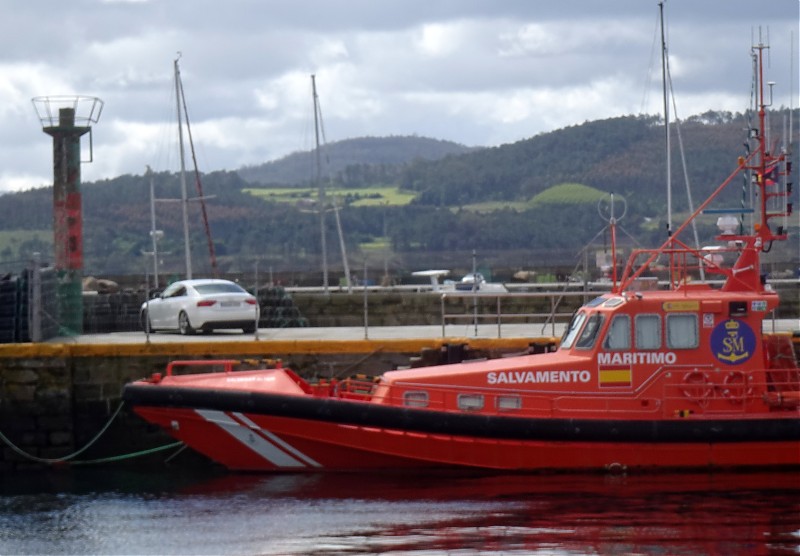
[496, 395, 522, 411]
[457, 394, 484, 411]
[586, 296, 608, 308]
[403, 391, 429, 408]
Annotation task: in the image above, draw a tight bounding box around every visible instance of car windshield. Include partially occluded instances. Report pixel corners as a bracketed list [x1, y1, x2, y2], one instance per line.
[194, 283, 246, 295]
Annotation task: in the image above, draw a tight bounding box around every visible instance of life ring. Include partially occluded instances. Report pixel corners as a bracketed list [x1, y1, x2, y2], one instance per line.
[721, 371, 753, 403]
[681, 371, 713, 405]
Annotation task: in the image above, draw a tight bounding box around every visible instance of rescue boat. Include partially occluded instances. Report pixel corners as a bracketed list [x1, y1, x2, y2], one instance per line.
[123, 44, 799, 473]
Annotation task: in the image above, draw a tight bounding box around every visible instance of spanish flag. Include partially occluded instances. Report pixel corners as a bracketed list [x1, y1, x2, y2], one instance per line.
[599, 366, 632, 388]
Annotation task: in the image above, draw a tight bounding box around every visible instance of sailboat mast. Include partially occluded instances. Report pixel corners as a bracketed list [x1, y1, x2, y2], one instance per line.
[177, 71, 218, 277]
[312, 74, 329, 293]
[659, 1, 672, 237]
[175, 56, 192, 279]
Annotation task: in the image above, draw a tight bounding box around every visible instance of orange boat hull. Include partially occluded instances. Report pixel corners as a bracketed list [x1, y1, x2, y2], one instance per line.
[133, 404, 800, 472]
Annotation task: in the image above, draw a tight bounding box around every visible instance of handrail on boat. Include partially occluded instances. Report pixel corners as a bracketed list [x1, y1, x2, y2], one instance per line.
[333, 377, 376, 400]
[165, 359, 241, 376]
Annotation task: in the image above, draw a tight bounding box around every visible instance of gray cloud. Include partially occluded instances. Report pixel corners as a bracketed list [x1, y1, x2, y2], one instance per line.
[0, 0, 796, 192]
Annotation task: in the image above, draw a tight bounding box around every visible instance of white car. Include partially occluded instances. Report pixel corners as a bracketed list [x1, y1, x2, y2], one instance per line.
[140, 279, 259, 335]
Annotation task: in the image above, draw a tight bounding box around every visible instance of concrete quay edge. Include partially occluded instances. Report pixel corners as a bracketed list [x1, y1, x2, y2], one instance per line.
[0, 325, 559, 359]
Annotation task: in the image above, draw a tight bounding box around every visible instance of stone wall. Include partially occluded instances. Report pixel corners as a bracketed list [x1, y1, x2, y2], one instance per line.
[0, 357, 72, 468]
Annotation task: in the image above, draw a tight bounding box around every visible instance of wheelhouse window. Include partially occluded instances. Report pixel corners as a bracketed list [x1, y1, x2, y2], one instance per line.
[635, 314, 661, 350]
[457, 394, 484, 411]
[560, 311, 587, 349]
[666, 313, 698, 349]
[575, 313, 605, 349]
[403, 391, 429, 408]
[603, 315, 631, 350]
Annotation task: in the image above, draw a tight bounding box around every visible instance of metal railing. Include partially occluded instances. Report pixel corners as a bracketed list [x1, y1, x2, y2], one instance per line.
[439, 290, 600, 338]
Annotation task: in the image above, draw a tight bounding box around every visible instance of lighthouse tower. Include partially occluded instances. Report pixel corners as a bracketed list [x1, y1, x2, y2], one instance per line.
[32, 95, 103, 336]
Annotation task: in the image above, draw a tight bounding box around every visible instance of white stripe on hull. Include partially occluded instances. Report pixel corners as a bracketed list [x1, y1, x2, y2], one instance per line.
[195, 409, 311, 468]
[232, 412, 321, 468]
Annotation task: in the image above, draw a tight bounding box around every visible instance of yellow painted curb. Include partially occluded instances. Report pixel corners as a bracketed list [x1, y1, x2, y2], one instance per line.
[0, 337, 551, 359]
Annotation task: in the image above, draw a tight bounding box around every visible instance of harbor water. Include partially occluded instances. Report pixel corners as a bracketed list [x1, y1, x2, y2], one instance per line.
[0, 467, 797, 555]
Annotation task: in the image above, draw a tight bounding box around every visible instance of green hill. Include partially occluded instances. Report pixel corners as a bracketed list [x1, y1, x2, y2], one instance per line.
[397, 113, 755, 217]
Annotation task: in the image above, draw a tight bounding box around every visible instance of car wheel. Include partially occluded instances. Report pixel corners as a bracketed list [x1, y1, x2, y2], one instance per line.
[178, 311, 195, 335]
[242, 324, 256, 334]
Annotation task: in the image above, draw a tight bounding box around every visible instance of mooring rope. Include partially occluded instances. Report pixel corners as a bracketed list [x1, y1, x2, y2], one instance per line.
[0, 400, 184, 466]
[69, 441, 185, 465]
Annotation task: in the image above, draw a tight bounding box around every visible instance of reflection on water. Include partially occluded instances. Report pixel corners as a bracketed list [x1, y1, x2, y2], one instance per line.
[0, 468, 797, 555]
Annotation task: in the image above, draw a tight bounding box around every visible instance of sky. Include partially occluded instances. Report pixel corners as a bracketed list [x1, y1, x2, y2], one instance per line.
[0, 0, 797, 194]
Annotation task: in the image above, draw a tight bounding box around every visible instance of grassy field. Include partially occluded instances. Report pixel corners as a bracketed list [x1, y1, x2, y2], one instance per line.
[449, 184, 619, 213]
[528, 183, 613, 206]
[359, 237, 392, 250]
[244, 186, 417, 207]
[460, 201, 529, 212]
[245, 183, 618, 211]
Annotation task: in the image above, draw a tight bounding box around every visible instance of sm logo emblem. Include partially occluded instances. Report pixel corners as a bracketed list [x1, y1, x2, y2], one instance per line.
[710, 319, 756, 365]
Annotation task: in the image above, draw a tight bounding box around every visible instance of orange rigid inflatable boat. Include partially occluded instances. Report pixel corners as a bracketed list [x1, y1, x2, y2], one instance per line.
[123, 44, 799, 473]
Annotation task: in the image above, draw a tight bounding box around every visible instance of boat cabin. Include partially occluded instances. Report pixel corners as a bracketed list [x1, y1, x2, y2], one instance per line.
[369, 283, 797, 419]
